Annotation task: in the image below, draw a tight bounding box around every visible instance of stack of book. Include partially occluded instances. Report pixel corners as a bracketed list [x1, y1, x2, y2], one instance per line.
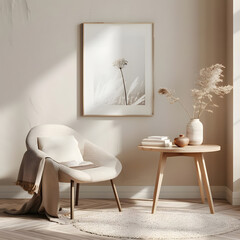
[141, 136, 172, 147]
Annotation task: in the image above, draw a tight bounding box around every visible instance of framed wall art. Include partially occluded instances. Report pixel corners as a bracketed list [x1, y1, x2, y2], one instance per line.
[82, 22, 153, 116]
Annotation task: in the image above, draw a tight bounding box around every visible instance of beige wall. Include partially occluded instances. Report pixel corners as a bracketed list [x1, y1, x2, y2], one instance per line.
[0, 0, 228, 187]
[226, 0, 233, 192]
[225, 0, 240, 204]
[232, 0, 240, 194]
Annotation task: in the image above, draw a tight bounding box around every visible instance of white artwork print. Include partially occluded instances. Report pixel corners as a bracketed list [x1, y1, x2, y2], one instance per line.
[112, 58, 145, 105]
[83, 23, 153, 116]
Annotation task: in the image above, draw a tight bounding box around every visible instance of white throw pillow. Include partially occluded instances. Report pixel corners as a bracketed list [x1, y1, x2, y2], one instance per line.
[38, 135, 84, 166]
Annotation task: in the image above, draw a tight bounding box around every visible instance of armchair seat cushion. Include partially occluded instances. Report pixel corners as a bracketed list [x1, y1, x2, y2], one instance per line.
[38, 135, 84, 166]
[59, 165, 121, 183]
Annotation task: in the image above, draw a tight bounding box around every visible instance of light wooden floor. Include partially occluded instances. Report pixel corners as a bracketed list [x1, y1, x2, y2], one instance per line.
[1, 198, 240, 240]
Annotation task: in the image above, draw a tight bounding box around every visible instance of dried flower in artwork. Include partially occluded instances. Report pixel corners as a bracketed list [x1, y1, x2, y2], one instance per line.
[113, 58, 128, 69]
[113, 58, 129, 105]
[159, 64, 233, 119]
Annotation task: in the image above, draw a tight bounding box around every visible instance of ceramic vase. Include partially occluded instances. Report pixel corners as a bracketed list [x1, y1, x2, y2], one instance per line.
[186, 119, 203, 145]
[174, 134, 189, 147]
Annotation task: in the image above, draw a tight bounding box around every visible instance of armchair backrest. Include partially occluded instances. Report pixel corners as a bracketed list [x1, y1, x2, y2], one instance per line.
[26, 124, 85, 155]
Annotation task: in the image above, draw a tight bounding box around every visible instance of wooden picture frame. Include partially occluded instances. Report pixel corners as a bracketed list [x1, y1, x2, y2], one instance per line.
[82, 22, 154, 116]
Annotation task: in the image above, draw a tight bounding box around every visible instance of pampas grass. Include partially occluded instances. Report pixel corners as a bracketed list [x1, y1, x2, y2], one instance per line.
[159, 64, 233, 119]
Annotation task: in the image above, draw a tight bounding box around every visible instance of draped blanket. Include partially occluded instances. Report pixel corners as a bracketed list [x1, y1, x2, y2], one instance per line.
[6, 146, 99, 218]
[6, 151, 60, 217]
[16, 150, 46, 194]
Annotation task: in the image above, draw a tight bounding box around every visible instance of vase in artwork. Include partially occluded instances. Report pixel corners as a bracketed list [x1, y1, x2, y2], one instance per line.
[186, 119, 203, 145]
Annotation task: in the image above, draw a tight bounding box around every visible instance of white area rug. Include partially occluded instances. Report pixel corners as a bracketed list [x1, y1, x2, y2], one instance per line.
[71, 209, 240, 239]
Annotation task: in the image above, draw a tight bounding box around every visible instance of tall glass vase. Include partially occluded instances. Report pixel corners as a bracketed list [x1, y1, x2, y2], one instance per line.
[186, 119, 203, 145]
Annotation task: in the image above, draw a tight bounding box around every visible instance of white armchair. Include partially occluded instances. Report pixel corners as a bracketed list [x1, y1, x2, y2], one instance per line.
[26, 124, 122, 219]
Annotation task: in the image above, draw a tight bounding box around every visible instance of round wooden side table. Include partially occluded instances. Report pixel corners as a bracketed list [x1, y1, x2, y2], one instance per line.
[138, 145, 221, 214]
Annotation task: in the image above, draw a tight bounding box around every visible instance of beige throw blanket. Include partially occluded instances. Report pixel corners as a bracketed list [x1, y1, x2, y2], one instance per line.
[16, 150, 47, 194]
[7, 153, 60, 217]
[7, 149, 98, 218]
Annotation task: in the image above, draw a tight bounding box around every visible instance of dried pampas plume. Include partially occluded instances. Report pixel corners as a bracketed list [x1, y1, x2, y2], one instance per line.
[158, 88, 179, 104]
[158, 88, 191, 118]
[158, 64, 233, 119]
[192, 64, 232, 118]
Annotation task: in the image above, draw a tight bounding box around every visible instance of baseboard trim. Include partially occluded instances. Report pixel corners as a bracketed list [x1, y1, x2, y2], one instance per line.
[0, 185, 227, 200]
[224, 187, 240, 205]
[231, 190, 240, 205]
[226, 187, 233, 204]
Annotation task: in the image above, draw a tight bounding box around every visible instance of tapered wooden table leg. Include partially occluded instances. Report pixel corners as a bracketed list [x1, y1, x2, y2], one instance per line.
[194, 156, 205, 203]
[70, 180, 75, 219]
[75, 183, 80, 206]
[198, 154, 215, 214]
[152, 153, 167, 214]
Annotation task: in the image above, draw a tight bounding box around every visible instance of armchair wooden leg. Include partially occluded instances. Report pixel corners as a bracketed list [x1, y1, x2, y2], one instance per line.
[75, 183, 80, 206]
[110, 180, 122, 212]
[70, 180, 74, 219]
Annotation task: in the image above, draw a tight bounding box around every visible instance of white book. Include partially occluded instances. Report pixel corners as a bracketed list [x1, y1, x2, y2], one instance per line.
[141, 141, 166, 147]
[147, 136, 169, 140]
[142, 138, 170, 143]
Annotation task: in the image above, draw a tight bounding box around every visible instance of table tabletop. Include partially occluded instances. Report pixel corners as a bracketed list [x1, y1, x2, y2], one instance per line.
[138, 144, 221, 153]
